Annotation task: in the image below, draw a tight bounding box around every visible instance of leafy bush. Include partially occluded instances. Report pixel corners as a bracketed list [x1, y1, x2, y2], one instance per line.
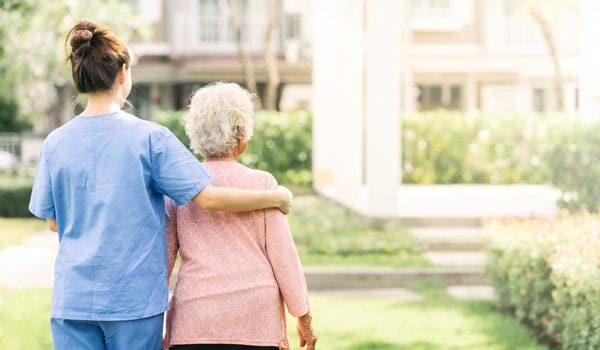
[486, 216, 600, 348]
[544, 121, 600, 213]
[156, 110, 312, 186]
[402, 111, 565, 184]
[288, 196, 427, 268]
[403, 111, 600, 212]
[158, 108, 600, 211]
[0, 95, 30, 132]
[0, 177, 33, 217]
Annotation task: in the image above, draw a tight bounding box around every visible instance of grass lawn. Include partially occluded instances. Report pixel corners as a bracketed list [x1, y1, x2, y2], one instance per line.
[0, 218, 47, 250]
[286, 282, 546, 350]
[0, 288, 52, 350]
[0, 284, 544, 350]
[289, 196, 430, 268]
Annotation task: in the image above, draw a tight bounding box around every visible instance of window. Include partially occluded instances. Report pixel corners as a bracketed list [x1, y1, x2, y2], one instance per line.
[533, 88, 546, 112]
[450, 85, 462, 109]
[198, 0, 249, 44]
[417, 84, 463, 110]
[503, 0, 543, 48]
[412, 0, 451, 17]
[285, 14, 301, 40]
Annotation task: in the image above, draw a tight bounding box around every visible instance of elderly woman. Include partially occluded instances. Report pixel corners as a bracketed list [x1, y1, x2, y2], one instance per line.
[164, 83, 317, 350]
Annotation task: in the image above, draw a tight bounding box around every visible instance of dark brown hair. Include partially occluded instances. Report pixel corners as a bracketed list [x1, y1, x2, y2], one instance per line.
[65, 19, 130, 93]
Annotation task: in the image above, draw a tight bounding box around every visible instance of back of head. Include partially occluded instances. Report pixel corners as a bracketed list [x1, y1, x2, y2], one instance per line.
[65, 19, 130, 93]
[186, 82, 255, 157]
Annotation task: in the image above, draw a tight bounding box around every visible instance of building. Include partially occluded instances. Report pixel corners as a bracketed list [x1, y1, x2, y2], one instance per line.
[129, 0, 313, 118]
[131, 0, 592, 116]
[311, 0, 600, 218]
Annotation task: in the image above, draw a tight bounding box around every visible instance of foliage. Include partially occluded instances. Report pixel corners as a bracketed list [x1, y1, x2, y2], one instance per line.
[159, 109, 600, 211]
[403, 111, 600, 212]
[544, 121, 600, 212]
[401, 111, 564, 184]
[0, 0, 149, 123]
[288, 196, 428, 268]
[0, 177, 32, 217]
[157, 110, 313, 186]
[0, 96, 29, 132]
[486, 215, 600, 348]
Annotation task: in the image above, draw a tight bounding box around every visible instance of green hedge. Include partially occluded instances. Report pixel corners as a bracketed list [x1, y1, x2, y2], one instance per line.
[486, 216, 600, 348]
[0, 177, 32, 217]
[402, 111, 565, 184]
[157, 110, 312, 186]
[402, 111, 600, 212]
[159, 109, 600, 211]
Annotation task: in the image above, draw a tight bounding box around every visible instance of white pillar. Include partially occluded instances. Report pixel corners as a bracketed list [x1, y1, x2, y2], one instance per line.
[465, 74, 478, 112]
[579, 0, 600, 121]
[364, 0, 403, 217]
[312, 0, 364, 205]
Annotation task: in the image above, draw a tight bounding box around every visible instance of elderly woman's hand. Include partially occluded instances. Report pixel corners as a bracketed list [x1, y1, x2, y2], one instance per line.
[277, 185, 293, 214]
[297, 313, 317, 349]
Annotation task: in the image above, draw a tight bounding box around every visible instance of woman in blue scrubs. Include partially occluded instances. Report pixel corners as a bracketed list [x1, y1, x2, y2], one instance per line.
[28, 19, 292, 350]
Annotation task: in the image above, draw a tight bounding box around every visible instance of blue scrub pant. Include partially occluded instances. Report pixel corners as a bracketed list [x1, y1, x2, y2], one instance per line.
[51, 313, 164, 350]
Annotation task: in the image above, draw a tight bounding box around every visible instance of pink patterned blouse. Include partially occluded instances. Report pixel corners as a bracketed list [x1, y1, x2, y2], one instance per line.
[164, 161, 310, 349]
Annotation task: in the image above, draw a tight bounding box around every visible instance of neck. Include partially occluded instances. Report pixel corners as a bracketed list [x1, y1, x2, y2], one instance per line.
[205, 154, 237, 161]
[81, 91, 122, 116]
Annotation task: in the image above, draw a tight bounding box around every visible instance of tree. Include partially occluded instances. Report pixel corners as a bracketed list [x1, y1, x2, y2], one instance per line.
[262, 0, 281, 110]
[219, 0, 262, 109]
[221, 0, 282, 110]
[516, 0, 576, 111]
[0, 0, 149, 133]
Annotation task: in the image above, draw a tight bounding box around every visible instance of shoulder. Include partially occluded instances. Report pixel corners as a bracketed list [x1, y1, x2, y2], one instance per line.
[244, 167, 278, 190]
[119, 112, 170, 135]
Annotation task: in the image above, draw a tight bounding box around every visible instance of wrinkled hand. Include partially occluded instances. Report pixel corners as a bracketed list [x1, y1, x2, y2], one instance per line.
[277, 185, 293, 215]
[297, 313, 317, 349]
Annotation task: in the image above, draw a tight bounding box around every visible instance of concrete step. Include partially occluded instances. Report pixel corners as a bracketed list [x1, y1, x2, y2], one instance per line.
[424, 251, 489, 267]
[304, 267, 489, 290]
[311, 288, 424, 301]
[447, 285, 496, 301]
[411, 227, 488, 252]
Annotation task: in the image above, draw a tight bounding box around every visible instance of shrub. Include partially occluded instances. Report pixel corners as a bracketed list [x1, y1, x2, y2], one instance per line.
[401, 111, 564, 184]
[544, 121, 600, 213]
[156, 110, 312, 186]
[158, 108, 600, 211]
[0, 177, 33, 217]
[0, 96, 30, 132]
[486, 216, 600, 348]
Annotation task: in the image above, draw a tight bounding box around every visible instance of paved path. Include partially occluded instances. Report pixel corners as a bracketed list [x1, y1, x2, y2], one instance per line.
[0, 231, 57, 289]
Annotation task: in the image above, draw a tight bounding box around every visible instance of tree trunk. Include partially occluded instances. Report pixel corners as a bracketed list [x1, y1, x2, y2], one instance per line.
[529, 6, 564, 111]
[262, 0, 281, 110]
[219, 0, 262, 109]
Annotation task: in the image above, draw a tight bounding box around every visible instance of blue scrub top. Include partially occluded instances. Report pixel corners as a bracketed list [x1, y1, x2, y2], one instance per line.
[29, 111, 212, 321]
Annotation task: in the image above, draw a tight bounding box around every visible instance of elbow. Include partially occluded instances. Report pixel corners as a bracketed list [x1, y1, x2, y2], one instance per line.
[194, 193, 223, 211]
[48, 223, 57, 232]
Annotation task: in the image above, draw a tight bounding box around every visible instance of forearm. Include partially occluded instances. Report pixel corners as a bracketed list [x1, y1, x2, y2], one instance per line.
[47, 219, 57, 232]
[192, 185, 282, 212]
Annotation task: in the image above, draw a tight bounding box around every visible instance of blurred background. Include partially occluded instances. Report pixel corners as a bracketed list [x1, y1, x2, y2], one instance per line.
[0, 0, 599, 349]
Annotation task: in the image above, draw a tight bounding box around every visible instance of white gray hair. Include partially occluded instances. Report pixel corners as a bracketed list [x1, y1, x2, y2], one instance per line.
[185, 82, 255, 157]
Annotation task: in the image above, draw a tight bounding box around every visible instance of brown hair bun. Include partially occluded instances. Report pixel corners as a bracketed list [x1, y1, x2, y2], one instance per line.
[65, 18, 130, 93]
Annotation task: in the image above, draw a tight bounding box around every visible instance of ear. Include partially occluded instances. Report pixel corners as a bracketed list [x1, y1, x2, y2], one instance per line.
[117, 64, 127, 84]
